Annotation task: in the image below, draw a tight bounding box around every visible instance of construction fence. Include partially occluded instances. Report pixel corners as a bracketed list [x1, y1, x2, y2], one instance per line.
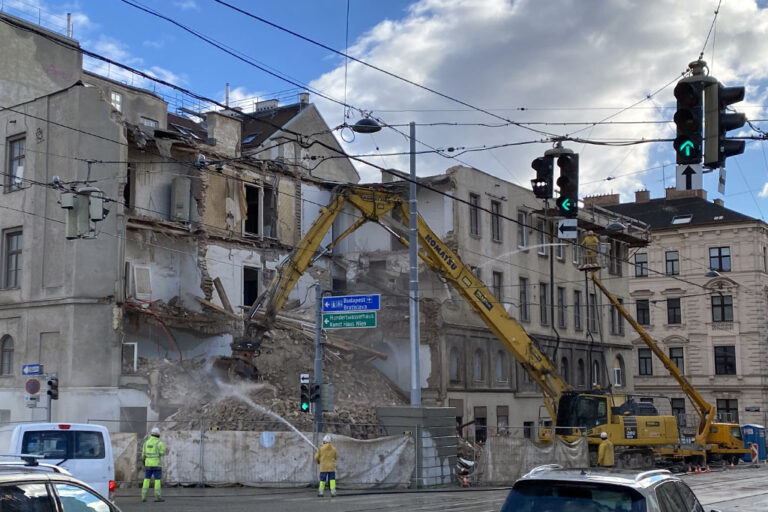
[92, 419, 588, 489]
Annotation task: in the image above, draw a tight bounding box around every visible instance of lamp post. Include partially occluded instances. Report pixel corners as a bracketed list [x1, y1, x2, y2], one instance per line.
[352, 118, 421, 406]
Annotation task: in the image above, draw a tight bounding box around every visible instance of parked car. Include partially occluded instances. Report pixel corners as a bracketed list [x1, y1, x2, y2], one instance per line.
[499, 464, 720, 512]
[0, 457, 121, 511]
[0, 422, 115, 501]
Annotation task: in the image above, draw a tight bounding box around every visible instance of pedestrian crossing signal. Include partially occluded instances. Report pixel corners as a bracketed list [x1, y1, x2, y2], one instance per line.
[300, 383, 310, 412]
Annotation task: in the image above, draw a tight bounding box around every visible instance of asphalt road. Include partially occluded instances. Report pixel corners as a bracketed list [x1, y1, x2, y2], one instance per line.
[114, 464, 768, 512]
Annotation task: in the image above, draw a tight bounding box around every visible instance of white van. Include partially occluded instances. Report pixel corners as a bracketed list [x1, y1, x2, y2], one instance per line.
[1, 423, 115, 500]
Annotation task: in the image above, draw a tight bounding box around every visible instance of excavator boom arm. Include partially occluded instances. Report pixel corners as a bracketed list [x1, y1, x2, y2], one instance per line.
[588, 272, 716, 443]
[249, 185, 571, 419]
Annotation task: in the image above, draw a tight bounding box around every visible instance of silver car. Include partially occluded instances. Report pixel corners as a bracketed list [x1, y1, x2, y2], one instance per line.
[0, 459, 121, 511]
[499, 464, 721, 512]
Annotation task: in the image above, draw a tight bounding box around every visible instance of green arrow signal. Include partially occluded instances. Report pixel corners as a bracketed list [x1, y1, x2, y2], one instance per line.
[301, 402, 309, 411]
[679, 140, 694, 156]
[562, 198, 571, 211]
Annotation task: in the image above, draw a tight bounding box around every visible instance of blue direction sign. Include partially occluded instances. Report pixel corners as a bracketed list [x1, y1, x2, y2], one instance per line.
[322, 294, 380, 313]
[22, 364, 43, 376]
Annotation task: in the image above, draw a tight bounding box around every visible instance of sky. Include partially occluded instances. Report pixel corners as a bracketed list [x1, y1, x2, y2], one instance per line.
[7, 0, 768, 220]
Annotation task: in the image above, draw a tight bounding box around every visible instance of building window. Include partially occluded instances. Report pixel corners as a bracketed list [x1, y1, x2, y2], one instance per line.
[665, 251, 680, 275]
[572, 241, 581, 265]
[716, 399, 739, 423]
[3, 229, 22, 289]
[7, 136, 25, 191]
[610, 299, 625, 335]
[474, 407, 487, 443]
[110, 91, 123, 112]
[469, 193, 480, 237]
[519, 277, 530, 322]
[588, 293, 598, 332]
[556, 242, 564, 260]
[539, 282, 549, 326]
[577, 359, 585, 386]
[517, 210, 527, 248]
[495, 351, 506, 382]
[667, 298, 682, 324]
[243, 267, 259, 308]
[449, 348, 460, 382]
[574, 290, 583, 331]
[537, 218, 547, 255]
[244, 184, 277, 238]
[670, 347, 684, 373]
[638, 348, 653, 376]
[635, 253, 648, 277]
[711, 294, 733, 322]
[709, 247, 731, 272]
[557, 287, 567, 328]
[714, 346, 736, 375]
[671, 398, 686, 427]
[140, 117, 158, 128]
[523, 421, 534, 439]
[492, 271, 503, 303]
[473, 349, 484, 382]
[608, 240, 623, 276]
[614, 356, 625, 387]
[636, 299, 650, 325]
[592, 361, 600, 386]
[496, 406, 509, 435]
[560, 357, 569, 383]
[0, 336, 13, 375]
[491, 200, 502, 242]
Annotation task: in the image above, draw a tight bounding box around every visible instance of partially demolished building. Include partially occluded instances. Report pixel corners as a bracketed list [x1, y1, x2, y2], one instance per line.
[0, 12, 358, 425]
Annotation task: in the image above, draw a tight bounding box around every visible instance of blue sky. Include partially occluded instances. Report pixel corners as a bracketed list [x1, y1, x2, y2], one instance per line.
[6, 0, 768, 220]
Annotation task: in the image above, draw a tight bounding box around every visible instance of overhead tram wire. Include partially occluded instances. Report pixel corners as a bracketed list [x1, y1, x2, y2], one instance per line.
[209, 0, 562, 139]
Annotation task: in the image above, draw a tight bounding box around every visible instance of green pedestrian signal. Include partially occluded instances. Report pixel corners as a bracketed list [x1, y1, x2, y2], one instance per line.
[300, 383, 310, 412]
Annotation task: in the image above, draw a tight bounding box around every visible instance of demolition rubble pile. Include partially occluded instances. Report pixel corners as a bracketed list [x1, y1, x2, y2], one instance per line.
[137, 323, 407, 437]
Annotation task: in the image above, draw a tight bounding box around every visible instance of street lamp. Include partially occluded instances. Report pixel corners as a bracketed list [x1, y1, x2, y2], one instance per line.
[352, 118, 421, 407]
[705, 270, 721, 278]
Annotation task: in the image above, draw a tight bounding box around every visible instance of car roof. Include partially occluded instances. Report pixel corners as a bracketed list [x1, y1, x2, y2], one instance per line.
[518, 464, 678, 490]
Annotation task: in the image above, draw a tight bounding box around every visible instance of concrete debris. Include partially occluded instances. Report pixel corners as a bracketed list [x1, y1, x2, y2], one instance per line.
[136, 325, 406, 437]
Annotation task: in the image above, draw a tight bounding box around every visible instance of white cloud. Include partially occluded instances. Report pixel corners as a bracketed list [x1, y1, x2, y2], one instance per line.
[309, 0, 768, 201]
[759, 183, 768, 198]
[173, 0, 200, 11]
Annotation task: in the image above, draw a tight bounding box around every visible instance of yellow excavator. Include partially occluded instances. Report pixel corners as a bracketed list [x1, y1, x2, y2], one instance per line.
[240, 184, 679, 467]
[589, 271, 748, 466]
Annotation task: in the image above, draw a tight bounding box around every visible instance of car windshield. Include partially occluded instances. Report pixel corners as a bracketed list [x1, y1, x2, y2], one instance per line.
[500, 479, 647, 512]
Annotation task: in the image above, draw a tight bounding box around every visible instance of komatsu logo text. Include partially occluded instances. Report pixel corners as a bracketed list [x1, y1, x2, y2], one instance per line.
[424, 234, 458, 271]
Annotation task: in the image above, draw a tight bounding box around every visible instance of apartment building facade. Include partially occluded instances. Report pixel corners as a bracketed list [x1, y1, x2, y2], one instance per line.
[336, 165, 649, 439]
[600, 188, 768, 430]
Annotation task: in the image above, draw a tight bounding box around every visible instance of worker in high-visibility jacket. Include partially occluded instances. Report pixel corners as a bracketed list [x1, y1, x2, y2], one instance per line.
[141, 427, 166, 502]
[314, 434, 338, 497]
[597, 431, 614, 467]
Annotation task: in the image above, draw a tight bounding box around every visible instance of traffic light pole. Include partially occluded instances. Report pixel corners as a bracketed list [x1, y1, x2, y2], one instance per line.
[314, 283, 324, 435]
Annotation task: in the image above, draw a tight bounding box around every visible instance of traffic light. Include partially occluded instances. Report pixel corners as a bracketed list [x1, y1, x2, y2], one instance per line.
[47, 377, 59, 400]
[704, 82, 746, 169]
[310, 384, 321, 403]
[300, 383, 310, 412]
[530, 156, 553, 199]
[556, 153, 579, 218]
[673, 79, 704, 165]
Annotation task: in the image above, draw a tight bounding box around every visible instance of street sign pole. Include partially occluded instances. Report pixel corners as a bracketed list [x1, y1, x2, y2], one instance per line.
[314, 284, 323, 437]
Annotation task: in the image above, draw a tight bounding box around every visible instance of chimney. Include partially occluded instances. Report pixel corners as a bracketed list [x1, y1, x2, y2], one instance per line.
[665, 187, 706, 200]
[634, 190, 650, 203]
[299, 92, 309, 105]
[583, 194, 620, 207]
[714, 198, 724, 207]
[225, 83, 230, 107]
